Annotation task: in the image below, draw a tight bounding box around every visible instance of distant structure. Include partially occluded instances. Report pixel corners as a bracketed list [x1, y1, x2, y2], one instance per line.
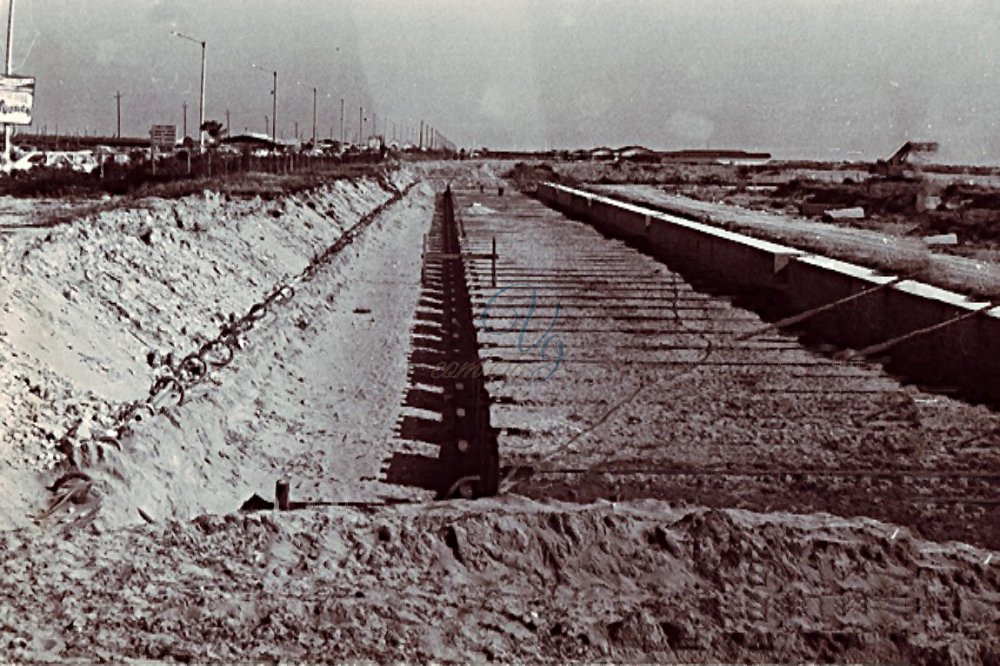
[221, 132, 278, 151]
[870, 141, 938, 180]
[659, 149, 771, 165]
[14, 132, 149, 151]
[481, 146, 771, 165]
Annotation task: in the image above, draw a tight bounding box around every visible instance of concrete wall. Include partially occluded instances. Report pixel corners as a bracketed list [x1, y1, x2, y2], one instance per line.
[537, 182, 1000, 402]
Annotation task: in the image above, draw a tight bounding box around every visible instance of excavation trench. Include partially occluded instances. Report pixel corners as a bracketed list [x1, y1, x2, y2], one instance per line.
[19, 172, 434, 530]
[455, 183, 1000, 550]
[387, 186, 500, 500]
[538, 182, 1000, 405]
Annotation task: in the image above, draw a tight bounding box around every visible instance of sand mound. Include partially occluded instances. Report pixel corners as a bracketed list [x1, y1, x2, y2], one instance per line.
[0, 498, 996, 662]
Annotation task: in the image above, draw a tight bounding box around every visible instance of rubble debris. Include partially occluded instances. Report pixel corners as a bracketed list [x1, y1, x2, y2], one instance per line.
[923, 232, 959, 245]
[138, 224, 156, 245]
[822, 206, 866, 221]
[799, 201, 843, 216]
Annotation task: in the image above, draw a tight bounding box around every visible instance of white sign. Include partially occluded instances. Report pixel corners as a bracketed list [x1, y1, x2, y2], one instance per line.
[0, 75, 35, 125]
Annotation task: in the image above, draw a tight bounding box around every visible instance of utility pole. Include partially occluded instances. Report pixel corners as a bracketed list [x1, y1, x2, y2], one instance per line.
[225, 108, 230, 136]
[197, 39, 205, 150]
[311, 86, 317, 146]
[358, 106, 362, 144]
[182, 101, 188, 138]
[340, 97, 345, 143]
[114, 91, 122, 138]
[2, 0, 15, 166]
[419, 120, 424, 150]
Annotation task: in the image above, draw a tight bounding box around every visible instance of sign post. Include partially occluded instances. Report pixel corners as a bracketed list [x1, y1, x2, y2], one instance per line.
[0, 74, 33, 169]
[0, 75, 35, 125]
[1, 0, 14, 167]
[149, 124, 177, 176]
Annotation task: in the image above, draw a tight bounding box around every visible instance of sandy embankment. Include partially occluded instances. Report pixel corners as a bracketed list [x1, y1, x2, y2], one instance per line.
[1, 497, 998, 662]
[0, 167, 418, 528]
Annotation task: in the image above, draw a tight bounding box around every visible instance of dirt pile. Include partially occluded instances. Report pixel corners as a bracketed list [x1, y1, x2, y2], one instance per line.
[0, 167, 414, 528]
[0, 498, 996, 662]
[505, 161, 564, 192]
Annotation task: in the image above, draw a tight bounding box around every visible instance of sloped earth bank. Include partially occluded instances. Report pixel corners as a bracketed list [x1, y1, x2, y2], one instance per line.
[1, 499, 998, 662]
[50, 180, 438, 529]
[0, 162, 998, 663]
[0, 167, 415, 528]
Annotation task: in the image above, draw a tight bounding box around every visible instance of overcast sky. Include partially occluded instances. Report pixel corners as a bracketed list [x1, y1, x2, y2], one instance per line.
[10, 0, 1000, 161]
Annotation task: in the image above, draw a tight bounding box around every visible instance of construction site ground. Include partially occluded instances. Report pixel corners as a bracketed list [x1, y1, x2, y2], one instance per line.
[0, 161, 997, 663]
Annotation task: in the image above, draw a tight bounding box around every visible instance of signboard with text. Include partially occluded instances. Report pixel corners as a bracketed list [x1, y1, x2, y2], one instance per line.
[0, 75, 35, 125]
[149, 124, 177, 149]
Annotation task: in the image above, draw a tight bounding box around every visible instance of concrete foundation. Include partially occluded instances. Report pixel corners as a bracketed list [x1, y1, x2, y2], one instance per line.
[537, 182, 1000, 403]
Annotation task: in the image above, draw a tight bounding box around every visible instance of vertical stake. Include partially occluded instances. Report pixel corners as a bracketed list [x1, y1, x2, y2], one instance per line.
[491, 237, 497, 288]
[275, 480, 290, 510]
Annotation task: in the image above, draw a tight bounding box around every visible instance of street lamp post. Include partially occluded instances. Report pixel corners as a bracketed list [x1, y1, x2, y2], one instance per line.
[172, 31, 206, 152]
[252, 64, 278, 145]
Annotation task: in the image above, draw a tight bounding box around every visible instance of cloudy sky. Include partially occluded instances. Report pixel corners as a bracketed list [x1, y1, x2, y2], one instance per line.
[9, 0, 1000, 161]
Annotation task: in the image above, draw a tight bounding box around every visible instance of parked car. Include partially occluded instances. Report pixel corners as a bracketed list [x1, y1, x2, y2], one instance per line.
[6, 150, 99, 175]
[8, 151, 48, 173]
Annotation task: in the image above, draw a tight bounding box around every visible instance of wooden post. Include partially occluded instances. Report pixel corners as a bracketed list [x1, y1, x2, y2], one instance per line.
[491, 237, 497, 287]
[421, 234, 427, 283]
[275, 480, 290, 510]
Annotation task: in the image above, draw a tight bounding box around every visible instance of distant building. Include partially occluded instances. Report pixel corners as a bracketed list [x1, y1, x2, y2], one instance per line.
[222, 133, 278, 151]
[661, 149, 771, 165]
[616, 145, 659, 162]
